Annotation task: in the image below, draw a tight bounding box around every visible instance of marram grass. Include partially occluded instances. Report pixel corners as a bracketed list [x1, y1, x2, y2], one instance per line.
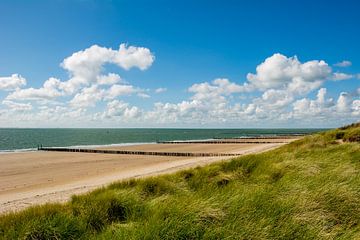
[1, 124, 360, 239]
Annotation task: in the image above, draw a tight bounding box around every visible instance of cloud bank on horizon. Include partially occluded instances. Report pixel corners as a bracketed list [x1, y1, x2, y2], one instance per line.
[0, 43, 359, 128]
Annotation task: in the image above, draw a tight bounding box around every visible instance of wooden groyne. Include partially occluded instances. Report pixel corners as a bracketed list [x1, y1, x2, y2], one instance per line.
[213, 135, 305, 139]
[38, 147, 241, 157]
[157, 140, 288, 144]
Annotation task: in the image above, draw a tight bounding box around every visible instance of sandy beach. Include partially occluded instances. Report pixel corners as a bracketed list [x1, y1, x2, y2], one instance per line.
[0, 139, 297, 214]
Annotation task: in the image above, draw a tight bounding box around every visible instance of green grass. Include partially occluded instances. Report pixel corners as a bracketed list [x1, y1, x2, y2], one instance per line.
[1, 124, 360, 239]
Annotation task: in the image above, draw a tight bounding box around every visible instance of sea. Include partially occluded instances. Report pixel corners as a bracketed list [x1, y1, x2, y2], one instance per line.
[0, 128, 326, 152]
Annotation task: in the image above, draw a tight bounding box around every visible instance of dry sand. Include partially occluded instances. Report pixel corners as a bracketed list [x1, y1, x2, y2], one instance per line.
[0, 139, 297, 214]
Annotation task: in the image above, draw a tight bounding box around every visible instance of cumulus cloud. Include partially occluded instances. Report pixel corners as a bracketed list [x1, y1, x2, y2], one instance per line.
[246, 53, 331, 94]
[96, 73, 122, 85]
[100, 100, 141, 119]
[113, 44, 155, 70]
[145, 100, 207, 124]
[105, 84, 140, 100]
[189, 78, 249, 103]
[69, 85, 105, 108]
[334, 60, 352, 67]
[289, 87, 360, 127]
[259, 89, 293, 108]
[60, 44, 154, 94]
[0, 74, 26, 90]
[2, 100, 32, 111]
[292, 88, 334, 118]
[6, 77, 63, 101]
[69, 83, 147, 108]
[336, 92, 352, 112]
[140, 79, 252, 125]
[352, 100, 360, 116]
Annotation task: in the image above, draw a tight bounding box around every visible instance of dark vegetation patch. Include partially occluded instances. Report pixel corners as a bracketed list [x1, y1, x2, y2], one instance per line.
[139, 178, 177, 197]
[343, 128, 360, 142]
[339, 122, 360, 130]
[182, 170, 194, 180]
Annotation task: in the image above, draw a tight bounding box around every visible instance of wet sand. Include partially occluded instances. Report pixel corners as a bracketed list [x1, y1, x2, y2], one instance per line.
[0, 139, 297, 214]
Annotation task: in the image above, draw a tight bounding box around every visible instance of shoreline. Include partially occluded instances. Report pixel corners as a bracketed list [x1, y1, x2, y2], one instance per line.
[0, 134, 303, 153]
[0, 142, 157, 154]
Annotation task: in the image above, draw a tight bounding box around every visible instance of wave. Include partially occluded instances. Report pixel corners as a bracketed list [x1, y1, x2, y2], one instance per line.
[0, 142, 156, 154]
[0, 148, 38, 154]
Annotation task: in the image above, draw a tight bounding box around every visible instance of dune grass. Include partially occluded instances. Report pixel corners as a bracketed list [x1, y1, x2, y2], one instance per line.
[0, 124, 360, 239]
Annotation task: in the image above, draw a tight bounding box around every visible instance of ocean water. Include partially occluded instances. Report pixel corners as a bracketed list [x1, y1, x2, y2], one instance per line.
[0, 128, 325, 152]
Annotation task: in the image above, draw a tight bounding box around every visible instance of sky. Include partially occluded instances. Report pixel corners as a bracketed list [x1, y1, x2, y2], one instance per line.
[0, 0, 359, 128]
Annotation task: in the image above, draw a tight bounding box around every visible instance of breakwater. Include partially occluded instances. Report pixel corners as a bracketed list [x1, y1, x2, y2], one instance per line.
[38, 147, 241, 157]
[157, 140, 287, 144]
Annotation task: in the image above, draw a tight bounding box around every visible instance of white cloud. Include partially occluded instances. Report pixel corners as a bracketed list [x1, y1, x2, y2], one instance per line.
[331, 72, 353, 81]
[316, 88, 327, 105]
[2, 100, 32, 111]
[0, 105, 90, 127]
[334, 60, 352, 67]
[6, 77, 63, 101]
[145, 100, 207, 124]
[137, 92, 150, 98]
[0, 74, 26, 90]
[287, 88, 360, 126]
[69, 85, 105, 108]
[336, 92, 351, 112]
[113, 44, 155, 70]
[155, 87, 167, 93]
[100, 100, 141, 119]
[292, 88, 335, 118]
[291, 90, 355, 124]
[60, 44, 154, 94]
[69, 83, 147, 108]
[260, 89, 293, 108]
[246, 53, 331, 94]
[189, 78, 249, 103]
[139, 79, 253, 125]
[352, 100, 360, 116]
[105, 84, 139, 100]
[97, 73, 122, 85]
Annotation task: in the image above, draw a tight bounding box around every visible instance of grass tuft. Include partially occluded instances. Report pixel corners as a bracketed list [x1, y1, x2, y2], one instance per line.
[140, 178, 176, 197]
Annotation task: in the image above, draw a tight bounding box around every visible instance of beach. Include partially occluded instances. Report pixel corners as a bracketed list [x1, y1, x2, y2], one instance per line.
[0, 139, 297, 214]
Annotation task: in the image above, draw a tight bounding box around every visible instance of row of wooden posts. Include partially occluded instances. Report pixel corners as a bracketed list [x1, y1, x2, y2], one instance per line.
[212, 135, 305, 140]
[156, 140, 287, 144]
[38, 147, 241, 157]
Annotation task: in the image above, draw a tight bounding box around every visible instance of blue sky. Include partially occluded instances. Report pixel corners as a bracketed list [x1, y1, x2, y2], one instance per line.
[0, 0, 359, 128]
